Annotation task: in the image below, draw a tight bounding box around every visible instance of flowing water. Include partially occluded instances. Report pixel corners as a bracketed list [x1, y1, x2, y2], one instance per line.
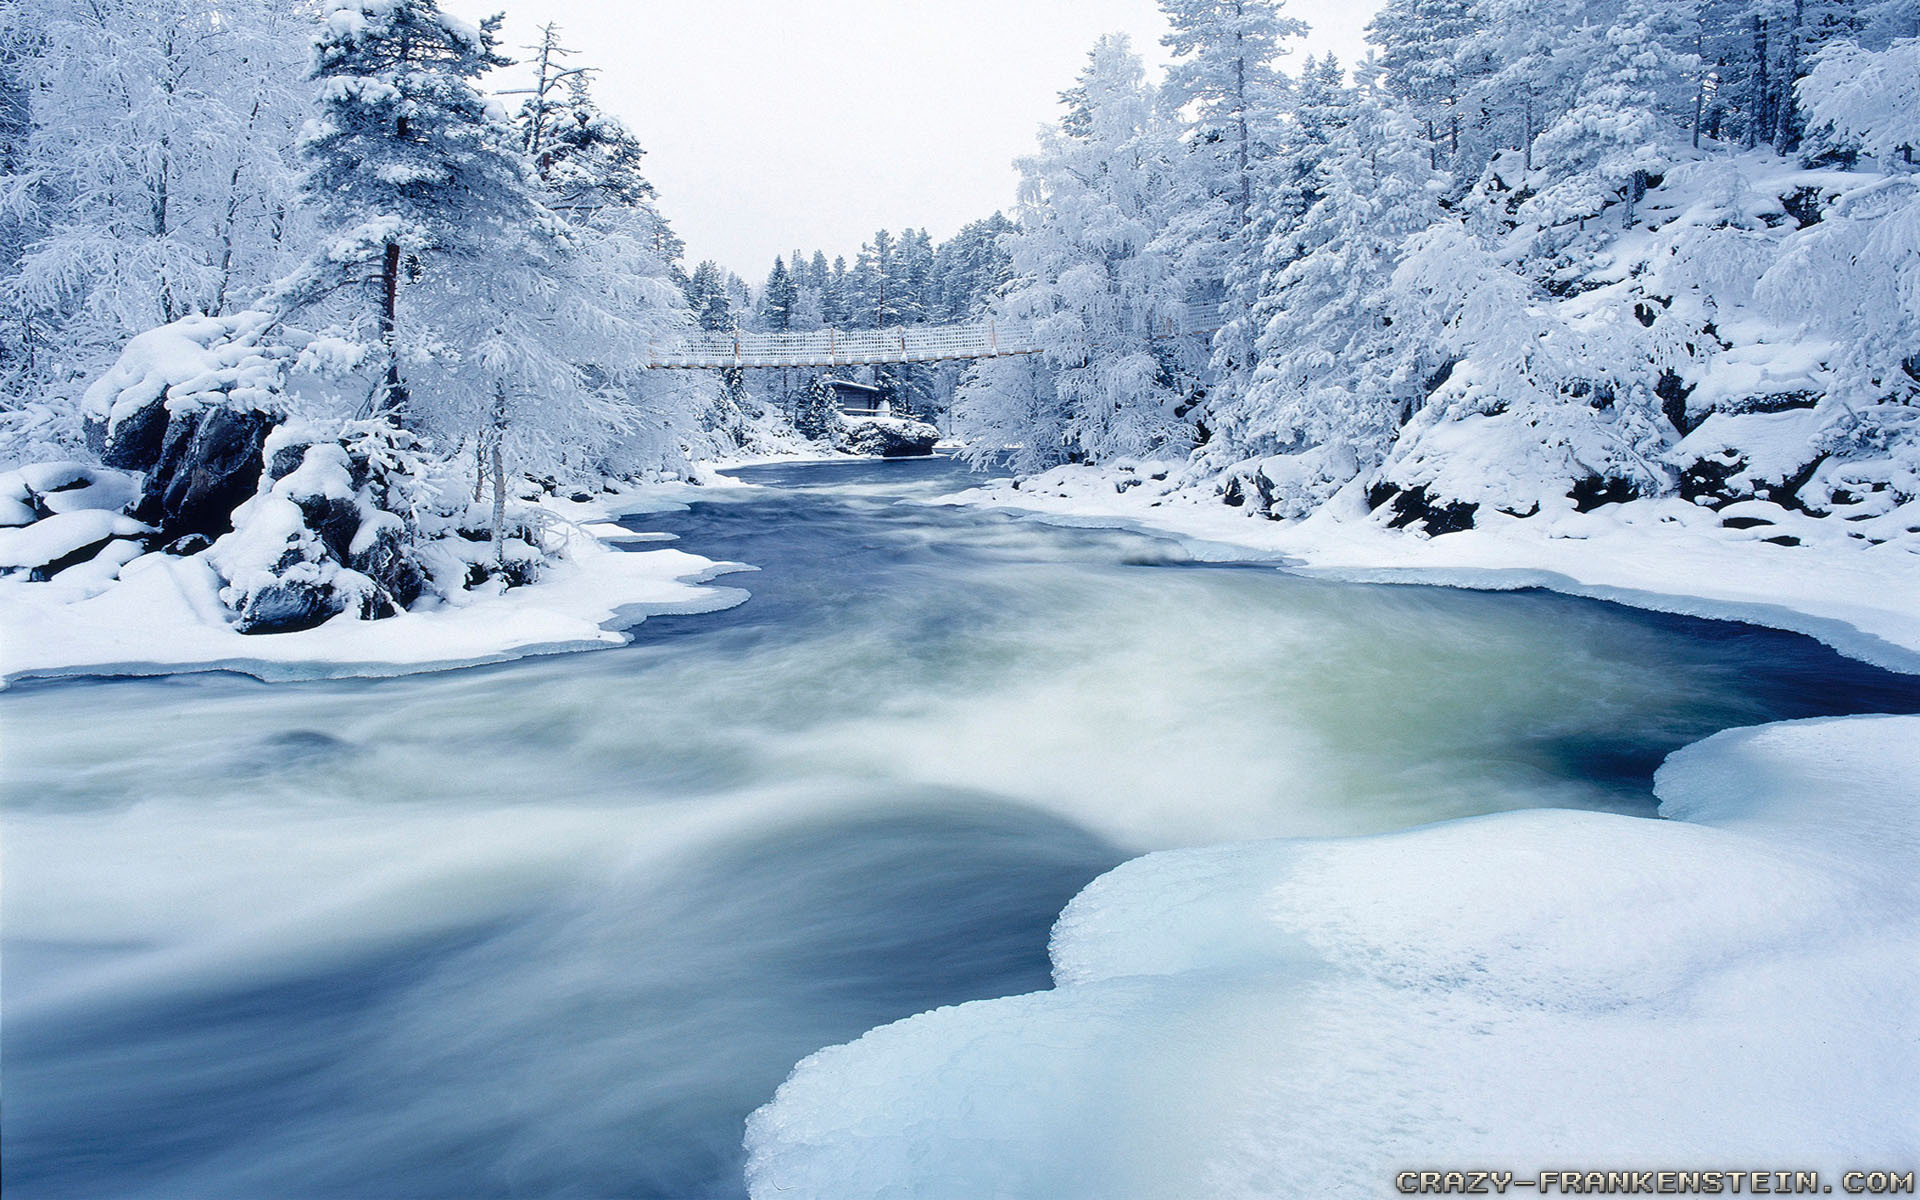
[5, 456, 1917, 1199]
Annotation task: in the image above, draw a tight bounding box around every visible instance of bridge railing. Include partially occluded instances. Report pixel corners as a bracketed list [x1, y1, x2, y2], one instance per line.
[643, 302, 1222, 369]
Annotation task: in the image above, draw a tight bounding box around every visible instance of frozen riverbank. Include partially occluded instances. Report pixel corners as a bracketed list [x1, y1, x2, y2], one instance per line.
[942, 461, 1920, 673]
[0, 480, 752, 688]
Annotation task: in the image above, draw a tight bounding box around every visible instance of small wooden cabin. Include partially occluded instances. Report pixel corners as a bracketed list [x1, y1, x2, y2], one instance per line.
[826, 378, 890, 418]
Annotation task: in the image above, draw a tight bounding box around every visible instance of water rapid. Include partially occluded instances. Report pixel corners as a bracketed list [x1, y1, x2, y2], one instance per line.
[6, 456, 1916, 1199]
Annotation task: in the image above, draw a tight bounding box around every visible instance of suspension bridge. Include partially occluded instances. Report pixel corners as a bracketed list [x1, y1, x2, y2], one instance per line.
[643, 303, 1223, 370]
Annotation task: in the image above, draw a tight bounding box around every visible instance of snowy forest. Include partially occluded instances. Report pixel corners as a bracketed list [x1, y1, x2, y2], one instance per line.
[2, 0, 1917, 632]
[959, 0, 1920, 551]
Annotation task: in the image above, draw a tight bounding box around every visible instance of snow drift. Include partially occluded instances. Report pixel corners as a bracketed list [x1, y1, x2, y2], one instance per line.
[745, 715, 1920, 1197]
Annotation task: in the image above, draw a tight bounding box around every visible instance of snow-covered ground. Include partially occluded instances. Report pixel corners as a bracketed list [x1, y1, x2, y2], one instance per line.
[746, 713, 1920, 1196]
[0, 481, 752, 689]
[942, 461, 1920, 672]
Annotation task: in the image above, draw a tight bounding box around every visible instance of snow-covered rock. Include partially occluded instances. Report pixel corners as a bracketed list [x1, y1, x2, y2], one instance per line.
[85, 311, 292, 543]
[0, 462, 140, 527]
[839, 415, 940, 459]
[210, 424, 429, 635]
[0, 509, 150, 579]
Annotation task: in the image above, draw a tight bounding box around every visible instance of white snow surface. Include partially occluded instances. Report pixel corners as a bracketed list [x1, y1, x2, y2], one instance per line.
[0, 484, 751, 688]
[0, 509, 150, 571]
[746, 715, 1920, 1197]
[941, 460, 1920, 672]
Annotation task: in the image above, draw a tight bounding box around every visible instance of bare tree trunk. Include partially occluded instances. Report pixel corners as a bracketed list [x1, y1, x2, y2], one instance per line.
[1692, 26, 1706, 150]
[491, 435, 507, 571]
[1773, 0, 1804, 155]
[378, 111, 411, 420]
[490, 386, 509, 572]
[1746, 15, 1769, 150]
[212, 97, 265, 315]
[1523, 93, 1535, 170]
[379, 239, 403, 416]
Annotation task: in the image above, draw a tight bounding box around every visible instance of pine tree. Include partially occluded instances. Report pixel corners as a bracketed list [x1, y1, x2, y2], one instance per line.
[1526, 0, 1701, 230]
[1155, 0, 1308, 437]
[760, 257, 798, 331]
[793, 373, 840, 441]
[932, 213, 1015, 321]
[1160, 0, 1308, 235]
[1213, 85, 1446, 514]
[1367, 0, 1494, 171]
[293, 0, 524, 420]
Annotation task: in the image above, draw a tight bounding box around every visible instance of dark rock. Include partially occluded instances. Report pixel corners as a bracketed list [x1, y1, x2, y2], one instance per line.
[569, 491, 593, 503]
[234, 580, 336, 635]
[101, 395, 171, 472]
[1722, 390, 1819, 416]
[1656, 371, 1696, 434]
[1781, 186, 1825, 228]
[267, 440, 313, 483]
[1676, 445, 1826, 511]
[841, 418, 937, 458]
[134, 405, 279, 543]
[349, 522, 425, 609]
[1570, 474, 1640, 512]
[27, 535, 118, 582]
[1763, 535, 1803, 547]
[1722, 516, 1774, 530]
[163, 533, 213, 556]
[1678, 452, 1743, 507]
[1370, 484, 1479, 536]
[1221, 476, 1246, 507]
[350, 584, 399, 621]
[498, 555, 541, 588]
[297, 494, 361, 561]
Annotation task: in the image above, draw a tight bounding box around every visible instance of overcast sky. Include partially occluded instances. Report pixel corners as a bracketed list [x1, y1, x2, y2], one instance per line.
[446, 1, 1380, 280]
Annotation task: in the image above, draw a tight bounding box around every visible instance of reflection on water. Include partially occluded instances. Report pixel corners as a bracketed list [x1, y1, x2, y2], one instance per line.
[5, 455, 1917, 1198]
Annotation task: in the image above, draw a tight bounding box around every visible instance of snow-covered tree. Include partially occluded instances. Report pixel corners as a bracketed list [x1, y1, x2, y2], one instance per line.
[1377, 220, 1676, 519]
[288, 0, 702, 554]
[1475, 0, 1595, 169]
[1368, 0, 1496, 170]
[1525, 0, 1702, 231]
[1209, 88, 1446, 514]
[1155, 0, 1307, 432]
[289, 0, 524, 421]
[1770, 36, 1920, 405]
[760, 257, 798, 331]
[931, 213, 1015, 321]
[1797, 33, 1920, 162]
[955, 35, 1194, 470]
[792, 373, 839, 441]
[3, 0, 311, 454]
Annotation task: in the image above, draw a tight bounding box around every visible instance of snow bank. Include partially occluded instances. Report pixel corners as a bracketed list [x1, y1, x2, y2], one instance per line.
[0, 509, 148, 571]
[746, 715, 1920, 1197]
[0, 510, 749, 688]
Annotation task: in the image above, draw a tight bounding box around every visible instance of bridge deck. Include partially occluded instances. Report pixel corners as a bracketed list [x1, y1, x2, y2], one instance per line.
[644, 304, 1219, 370]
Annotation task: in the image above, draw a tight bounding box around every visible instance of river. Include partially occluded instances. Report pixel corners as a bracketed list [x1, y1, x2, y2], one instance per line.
[5, 455, 1917, 1199]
